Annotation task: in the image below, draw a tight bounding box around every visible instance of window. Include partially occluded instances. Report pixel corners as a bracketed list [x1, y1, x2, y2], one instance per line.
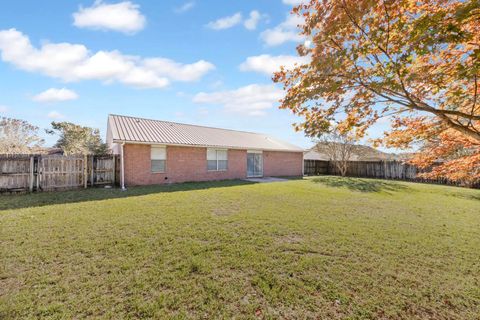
[207, 149, 228, 171]
[151, 146, 166, 173]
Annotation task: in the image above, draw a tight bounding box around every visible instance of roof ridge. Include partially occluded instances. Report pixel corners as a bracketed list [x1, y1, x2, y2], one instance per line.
[109, 114, 272, 137]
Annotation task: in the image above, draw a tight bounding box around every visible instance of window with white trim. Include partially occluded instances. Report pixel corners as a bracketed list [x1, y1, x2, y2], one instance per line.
[151, 146, 166, 173]
[207, 149, 228, 171]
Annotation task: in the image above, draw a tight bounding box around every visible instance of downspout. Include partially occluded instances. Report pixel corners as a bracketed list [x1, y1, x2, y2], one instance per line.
[120, 142, 126, 191]
[302, 151, 305, 177]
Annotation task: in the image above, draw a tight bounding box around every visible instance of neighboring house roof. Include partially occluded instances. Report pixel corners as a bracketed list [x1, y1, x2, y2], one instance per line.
[24, 147, 64, 155]
[107, 114, 304, 152]
[303, 148, 330, 161]
[304, 143, 411, 161]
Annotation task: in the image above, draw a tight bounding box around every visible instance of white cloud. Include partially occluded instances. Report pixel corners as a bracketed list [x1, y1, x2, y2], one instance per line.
[0, 105, 8, 113]
[260, 14, 304, 46]
[210, 80, 223, 89]
[206, 13, 243, 30]
[47, 111, 65, 119]
[143, 58, 215, 81]
[244, 11, 261, 30]
[33, 88, 79, 103]
[0, 29, 214, 89]
[207, 11, 266, 31]
[282, 0, 303, 5]
[73, 1, 146, 34]
[175, 1, 195, 13]
[193, 84, 283, 116]
[239, 54, 309, 75]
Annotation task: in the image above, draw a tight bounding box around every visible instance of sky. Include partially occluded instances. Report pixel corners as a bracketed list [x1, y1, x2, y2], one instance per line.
[0, 0, 390, 149]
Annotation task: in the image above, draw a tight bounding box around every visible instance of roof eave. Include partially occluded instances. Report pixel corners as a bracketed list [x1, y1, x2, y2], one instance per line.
[112, 139, 304, 153]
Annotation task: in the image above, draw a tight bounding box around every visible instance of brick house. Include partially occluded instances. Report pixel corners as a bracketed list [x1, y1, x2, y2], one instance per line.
[106, 114, 304, 188]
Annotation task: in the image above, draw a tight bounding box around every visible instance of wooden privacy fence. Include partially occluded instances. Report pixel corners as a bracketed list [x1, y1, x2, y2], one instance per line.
[0, 154, 118, 193]
[304, 159, 479, 188]
[91, 155, 118, 185]
[328, 160, 419, 180]
[0, 155, 34, 192]
[39, 156, 86, 191]
[304, 160, 329, 176]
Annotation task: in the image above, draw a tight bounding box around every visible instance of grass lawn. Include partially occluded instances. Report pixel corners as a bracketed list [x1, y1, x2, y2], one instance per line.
[1, 177, 479, 319]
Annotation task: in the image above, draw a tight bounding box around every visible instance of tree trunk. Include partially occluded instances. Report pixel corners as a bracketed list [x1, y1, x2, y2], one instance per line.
[338, 162, 348, 177]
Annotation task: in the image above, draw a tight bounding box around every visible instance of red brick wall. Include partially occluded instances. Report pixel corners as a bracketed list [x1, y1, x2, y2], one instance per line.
[123, 144, 247, 186]
[123, 144, 303, 186]
[263, 151, 304, 177]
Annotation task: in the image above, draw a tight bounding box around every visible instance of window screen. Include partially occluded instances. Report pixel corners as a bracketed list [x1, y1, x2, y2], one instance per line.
[151, 146, 166, 172]
[207, 149, 228, 171]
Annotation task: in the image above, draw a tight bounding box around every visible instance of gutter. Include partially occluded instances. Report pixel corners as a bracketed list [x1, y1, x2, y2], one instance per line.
[302, 151, 305, 176]
[112, 139, 305, 153]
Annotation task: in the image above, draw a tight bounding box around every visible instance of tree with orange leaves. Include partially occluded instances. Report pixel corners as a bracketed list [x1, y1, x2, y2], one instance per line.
[274, 0, 480, 183]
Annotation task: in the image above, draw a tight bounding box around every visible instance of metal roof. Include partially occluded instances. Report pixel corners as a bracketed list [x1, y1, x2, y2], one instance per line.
[108, 114, 304, 152]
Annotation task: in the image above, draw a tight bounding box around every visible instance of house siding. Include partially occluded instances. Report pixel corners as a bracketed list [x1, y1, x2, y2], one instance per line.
[123, 144, 303, 186]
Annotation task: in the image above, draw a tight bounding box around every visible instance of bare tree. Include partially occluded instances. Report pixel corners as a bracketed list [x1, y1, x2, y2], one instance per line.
[316, 131, 356, 177]
[0, 117, 44, 154]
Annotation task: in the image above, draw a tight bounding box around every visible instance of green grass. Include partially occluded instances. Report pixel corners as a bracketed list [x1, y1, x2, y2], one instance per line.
[1, 177, 479, 319]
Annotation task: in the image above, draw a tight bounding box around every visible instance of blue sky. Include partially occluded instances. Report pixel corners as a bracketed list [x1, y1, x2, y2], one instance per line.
[0, 0, 389, 148]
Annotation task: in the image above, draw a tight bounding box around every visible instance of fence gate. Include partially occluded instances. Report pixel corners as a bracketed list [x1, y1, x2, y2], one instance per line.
[91, 155, 116, 185]
[38, 155, 86, 191]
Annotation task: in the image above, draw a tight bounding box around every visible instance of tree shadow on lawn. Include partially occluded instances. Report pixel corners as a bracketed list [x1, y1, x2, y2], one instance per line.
[311, 176, 409, 193]
[445, 190, 480, 202]
[0, 180, 256, 211]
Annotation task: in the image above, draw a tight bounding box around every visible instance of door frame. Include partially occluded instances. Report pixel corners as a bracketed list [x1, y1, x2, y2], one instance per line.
[246, 150, 263, 178]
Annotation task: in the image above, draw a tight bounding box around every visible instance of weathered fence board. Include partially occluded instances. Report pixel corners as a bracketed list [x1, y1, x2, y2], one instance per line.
[0, 155, 33, 192]
[91, 155, 116, 185]
[0, 154, 117, 193]
[304, 160, 329, 175]
[39, 155, 85, 191]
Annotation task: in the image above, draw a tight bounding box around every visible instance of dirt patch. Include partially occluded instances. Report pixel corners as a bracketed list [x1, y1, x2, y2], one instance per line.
[276, 234, 303, 244]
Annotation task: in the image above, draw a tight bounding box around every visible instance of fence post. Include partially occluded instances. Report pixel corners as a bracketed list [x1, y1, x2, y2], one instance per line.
[83, 154, 88, 189]
[36, 156, 40, 191]
[29, 156, 34, 192]
[90, 155, 94, 186]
